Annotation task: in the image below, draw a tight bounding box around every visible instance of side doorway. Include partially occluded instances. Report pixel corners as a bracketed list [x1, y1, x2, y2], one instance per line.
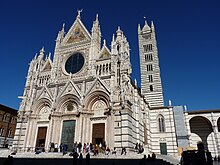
[35, 127, 47, 151]
[160, 142, 167, 155]
[92, 123, 105, 145]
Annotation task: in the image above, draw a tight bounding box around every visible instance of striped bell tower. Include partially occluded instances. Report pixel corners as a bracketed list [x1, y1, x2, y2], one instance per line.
[138, 20, 164, 107]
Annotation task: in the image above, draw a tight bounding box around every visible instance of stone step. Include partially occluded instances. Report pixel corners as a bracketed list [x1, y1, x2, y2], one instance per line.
[0, 149, 179, 165]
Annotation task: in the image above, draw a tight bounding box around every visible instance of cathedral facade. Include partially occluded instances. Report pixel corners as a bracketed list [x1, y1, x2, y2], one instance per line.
[13, 12, 177, 155]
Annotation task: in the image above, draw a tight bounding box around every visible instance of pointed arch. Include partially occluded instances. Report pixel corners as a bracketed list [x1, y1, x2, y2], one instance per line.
[157, 114, 165, 133]
[31, 98, 52, 115]
[84, 91, 110, 111]
[56, 94, 80, 113]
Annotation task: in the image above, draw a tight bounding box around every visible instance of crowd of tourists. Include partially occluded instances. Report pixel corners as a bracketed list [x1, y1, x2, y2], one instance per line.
[48, 141, 117, 156]
[47, 141, 145, 157]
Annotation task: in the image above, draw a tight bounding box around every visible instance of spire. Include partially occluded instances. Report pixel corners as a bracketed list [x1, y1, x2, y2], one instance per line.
[40, 47, 44, 53]
[91, 13, 101, 51]
[184, 105, 187, 111]
[112, 33, 115, 42]
[103, 39, 106, 46]
[92, 14, 100, 31]
[151, 21, 155, 31]
[134, 79, 137, 86]
[38, 47, 45, 59]
[34, 53, 37, 60]
[138, 24, 141, 34]
[48, 52, 51, 59]
[116, 26, 123, 40]
[168, 100, 172, 106]
[96, 13, 99, 22]
[92, 13, 100, 31]
[61, 23, 65, 32]
[56, 23, 65, 43]
[116, 26, 122, 34]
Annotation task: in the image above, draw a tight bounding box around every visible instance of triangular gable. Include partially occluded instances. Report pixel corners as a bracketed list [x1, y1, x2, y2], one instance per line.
[35, 86, 53, 101]
[63, 18, 91, 45]
[41, 59, 52, 71]
[85, 78, 110, 96]
[99, 46, 111, 59]
[58, 80, 82, 98]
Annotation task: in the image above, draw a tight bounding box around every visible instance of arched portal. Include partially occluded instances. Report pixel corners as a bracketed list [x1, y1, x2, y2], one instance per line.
[189, 116, 213, 150]
[84, 91, 110, 146]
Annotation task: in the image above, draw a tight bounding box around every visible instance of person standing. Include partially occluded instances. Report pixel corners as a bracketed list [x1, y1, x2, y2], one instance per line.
[78, 153, 83, 165]
[59, 143, 63, 152]
[152, 152, 156, 159]
[73, 151, 79, 165]
[86, 152, 90, 165]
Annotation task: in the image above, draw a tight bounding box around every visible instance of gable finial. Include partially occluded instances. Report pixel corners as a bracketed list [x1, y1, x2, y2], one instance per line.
[134, 79, 137, 86]
[40, 46, 45, 53]
[34, 53, 37, 60]
[62, 23, 65, 31]
[77, 9, 83, 19]
[48, 52, 51, 59]
[96, 13, 99, 21]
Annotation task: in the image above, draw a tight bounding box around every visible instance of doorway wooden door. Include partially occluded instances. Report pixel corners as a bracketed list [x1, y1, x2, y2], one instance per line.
[35, 127, 47, 149]
[92, 123, 105, 145]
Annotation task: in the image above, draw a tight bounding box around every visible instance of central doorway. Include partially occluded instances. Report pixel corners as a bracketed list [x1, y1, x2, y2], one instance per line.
[92, 123, 105, 145]
[61, 120, 76, 151]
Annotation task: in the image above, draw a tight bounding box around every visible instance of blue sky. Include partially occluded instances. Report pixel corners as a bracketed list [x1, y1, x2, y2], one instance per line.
[0, 0, 219, 110]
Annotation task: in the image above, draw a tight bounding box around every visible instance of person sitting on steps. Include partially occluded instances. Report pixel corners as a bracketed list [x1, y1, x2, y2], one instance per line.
[121, 147, 126, 155]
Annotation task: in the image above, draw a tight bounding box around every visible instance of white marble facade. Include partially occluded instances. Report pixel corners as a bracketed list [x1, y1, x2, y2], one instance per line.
[13, 12, 178, 156]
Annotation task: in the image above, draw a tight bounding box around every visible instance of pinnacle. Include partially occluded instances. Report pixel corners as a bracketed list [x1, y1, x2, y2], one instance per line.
[142, 20, 151, 32]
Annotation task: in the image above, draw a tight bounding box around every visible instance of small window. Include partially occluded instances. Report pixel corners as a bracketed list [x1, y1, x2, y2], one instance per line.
[36, 63, 39, 70]
[150, 85, 153, 91]
[8, 129, 12, 137]
[143, 45, 147, 52]
[145, 54, 153, 62]
[117, 44, 120, 52]
[158, 115, 165, 132]
[147, 64, 153, 71]
[96, 66, 99, 74]
[143, 44, 153, 52]
[10, 116, 14, 124]
[149, 75, 153, 82]
[0, 128, 4, 136]
[2, 114, 7, 122]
